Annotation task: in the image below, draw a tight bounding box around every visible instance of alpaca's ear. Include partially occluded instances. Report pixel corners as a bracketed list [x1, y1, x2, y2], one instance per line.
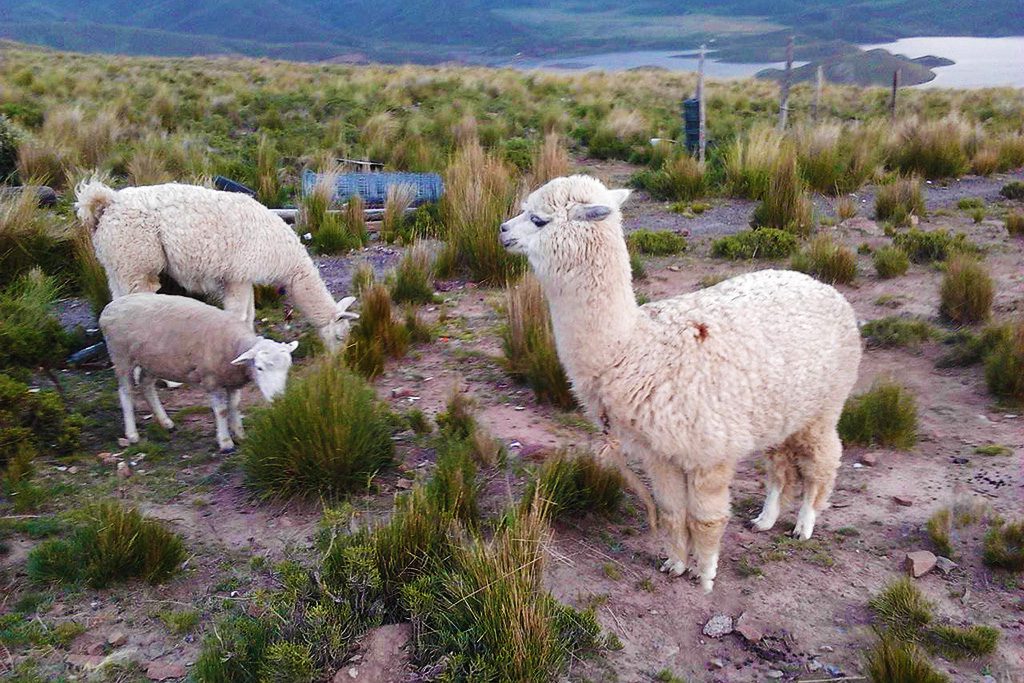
[609, 188, 632, 208]
[571, 204, 613, 222]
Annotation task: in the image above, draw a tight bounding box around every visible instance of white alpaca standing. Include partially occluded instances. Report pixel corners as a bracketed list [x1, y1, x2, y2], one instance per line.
[75, 180, 358, 352]
[500, 175, 861, 592]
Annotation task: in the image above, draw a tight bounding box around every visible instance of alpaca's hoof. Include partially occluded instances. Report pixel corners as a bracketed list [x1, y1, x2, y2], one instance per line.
[219, 445, 236, 455]
[160, 419, 175, 431]
[125, 433, 140, 445]
[701, 577, 715, 593]
[792, 507, 816, 540]
[659, 559, 687, 577]
[750, 511, 776, 532]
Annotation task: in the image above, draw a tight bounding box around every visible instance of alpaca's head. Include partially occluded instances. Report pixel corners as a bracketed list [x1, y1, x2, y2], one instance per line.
[500, 175, 631, 273]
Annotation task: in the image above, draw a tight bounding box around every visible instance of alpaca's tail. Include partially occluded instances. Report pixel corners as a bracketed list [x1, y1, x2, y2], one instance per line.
[74, 178, 117, 231]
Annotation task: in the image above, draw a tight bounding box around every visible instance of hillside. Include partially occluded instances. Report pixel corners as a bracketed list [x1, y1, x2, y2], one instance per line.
[757, 48, 939, 87]
[0, 0, 1021, 63]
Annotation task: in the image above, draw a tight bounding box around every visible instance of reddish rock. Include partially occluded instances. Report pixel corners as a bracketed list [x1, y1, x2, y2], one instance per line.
[905, 550, 937, 578]
[859, 452, 879, 467]
[67, 654, 104, 669]
[348, 623, 412, 683]
[146, 662, 187, 680]
[108, 630, 128, 647]
[893, 496, 913, 507]
[735, 612, 766, 643]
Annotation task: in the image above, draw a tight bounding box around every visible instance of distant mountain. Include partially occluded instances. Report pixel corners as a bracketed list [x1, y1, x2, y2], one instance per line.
[757, 48, 938, 87]
[0, 0, 1021, 63]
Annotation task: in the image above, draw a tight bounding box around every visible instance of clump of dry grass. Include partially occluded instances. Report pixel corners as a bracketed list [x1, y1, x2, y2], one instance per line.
[343, 283, 410, 378]
[982, 517, 1024, 571]
[379, 183, 416, 244]
[751, 149, 813, 235]
[1005, 212, 1024, 237]
[790, 234, 857, 284]
[888, 116, 970, 179]
[875, 177, 925, 225]
[71, 226, 111, 315]
[256, 134, 283, 207]
[530, 132, 570, 187]
[725, 126, 784, 199]
[389, 241, 436, 305]
[127, 146, 173, 185]
[835, 196, 857, 221]
[0, 186, 71, 287]
[939, 255, 993, 324]
[984, 319, 1024, 402]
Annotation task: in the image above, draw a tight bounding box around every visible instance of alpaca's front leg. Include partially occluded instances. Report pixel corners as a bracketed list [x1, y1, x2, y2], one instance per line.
[209, 389, 235, 453]
[687, 462, 734, 593]
[649, 460, 689, 576]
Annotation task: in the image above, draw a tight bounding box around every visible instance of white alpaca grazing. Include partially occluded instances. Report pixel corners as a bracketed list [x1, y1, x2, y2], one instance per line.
[500, 175, 861, 592]
[75, 180, 358, 352]
[100, 293, 298, 453]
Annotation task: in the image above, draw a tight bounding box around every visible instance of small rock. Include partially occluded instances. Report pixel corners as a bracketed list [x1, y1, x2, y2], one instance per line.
[68, 465, 79, 474]
[97, 451, 118, 465]
[67, 654, 104, 669]
[852, 462, 864, 469]
[395, 478, 414, 490]
[734, 612, 765, 643]
[85, 641, 106, 656]
[982, 676, 997, 683]
[348, 667, 359, 678]
[107, 631, 128, 647]
[824, 664, 843, 677]
[117, 462, 132, 479]
[702, 614, 733, 639]
[905, 550, 937, 578]
[951, 456, 969, 465]
[935, 556, 958, 576]
[709, 658, 725, 669]
[391, 387, 414, 398]
[819, 645, 834, 653]
[859, 452, 879, 467]
[766, 670, 784, 679]
[807, 660, 822, 672]
[117, 437, 131, 448]
[893, 495, 913, 507]
[146, 662, 187, 680]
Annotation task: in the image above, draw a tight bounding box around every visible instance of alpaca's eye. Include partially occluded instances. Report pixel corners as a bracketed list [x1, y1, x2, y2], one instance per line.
[530, 215, 550, 227]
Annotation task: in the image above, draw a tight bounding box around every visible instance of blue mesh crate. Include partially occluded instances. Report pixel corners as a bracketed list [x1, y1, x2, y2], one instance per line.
[302, 169, 444, 208]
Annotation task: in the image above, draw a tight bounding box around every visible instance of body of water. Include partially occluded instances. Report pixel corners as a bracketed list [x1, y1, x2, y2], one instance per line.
[504, 50, 791, 78]
[862, 36, 1024, 88]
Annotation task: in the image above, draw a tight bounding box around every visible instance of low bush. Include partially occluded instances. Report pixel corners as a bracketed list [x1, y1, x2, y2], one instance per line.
[1005, 211, 1024, 236]
[1, 373, 81, 484]
[936, 324, 1010, 368]
[389, 242, 436, 305]
[521, 451, 623, 521]
[344, 284, 411, 378]
[873, 245, 910, 278]
[626, 229, 687, 256]
[839, 381, 918, 449]
[875, 177, 925, 225]
[982, 518, 1024, 571]
[892, 228, 975, 263]
[26, 501, 185, 588]
[243, 358, 395, 499]
[956, 197, 984, 211]
[984, 319, 1024, 402]
[999, 181, 1024, 200]
[939, 256, 993, 324]
[750, 152, 813, 235]
[790, 234, 857, 285]
[502, 274, 576, 410]
[861, 317, 935, 349]
[710, 228, 798, 260]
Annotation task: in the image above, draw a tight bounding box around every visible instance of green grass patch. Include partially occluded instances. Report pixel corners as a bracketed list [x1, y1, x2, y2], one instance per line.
[925, 624, 999, 660]
[521, 451, 624, 521]
[875, 177, 925, 225]
[839, 381, 918, 449]
[868, 578, 934, 642]
[982, 518, 1024, 571]
[892, 228, 976, 264]
[939, 255, 993, 325]
[861, 317, 936, 349]
[926, 508, 953, 557]
[873, 245, 910, 279]
[984, 319, 1024, 403]
[710, 228, 797, 260]
[388, 242, 436, 305]
[863, 634, 949, 683]
[999, 181, 1024, 200]
[626, 229, 687, 256]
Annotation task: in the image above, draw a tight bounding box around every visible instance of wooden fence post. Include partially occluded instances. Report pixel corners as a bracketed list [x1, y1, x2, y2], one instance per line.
[697, 44, 706, 164]
[890, 69, 901, 121]
[813, 65, 824, 121]
[777, 36, 794, 131]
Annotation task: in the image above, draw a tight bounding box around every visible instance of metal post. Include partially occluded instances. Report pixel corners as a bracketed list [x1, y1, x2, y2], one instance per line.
[777, 36, 794, 131]
[697, 44, 706, 164]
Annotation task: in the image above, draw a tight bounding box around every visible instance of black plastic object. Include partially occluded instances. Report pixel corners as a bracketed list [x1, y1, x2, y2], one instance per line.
[68, 341, 107, 366]
[682, 98, 701, 154]
[213, 175, 256, 197]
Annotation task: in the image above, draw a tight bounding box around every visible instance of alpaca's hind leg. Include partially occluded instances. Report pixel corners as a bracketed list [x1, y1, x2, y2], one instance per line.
[139, 372, 174, 430]
[223, 282, 256, 329]
[687, 461, 734, 593]
[752, 444, 800, 532]
[792, 423, 842, 540]
[648, 460, 689, 577]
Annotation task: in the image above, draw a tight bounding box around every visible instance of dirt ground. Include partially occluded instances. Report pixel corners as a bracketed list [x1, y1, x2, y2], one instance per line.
[3, 163, 1024, 682]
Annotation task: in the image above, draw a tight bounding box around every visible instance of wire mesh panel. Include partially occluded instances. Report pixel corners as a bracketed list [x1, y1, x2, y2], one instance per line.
[302, 170, 443, 207]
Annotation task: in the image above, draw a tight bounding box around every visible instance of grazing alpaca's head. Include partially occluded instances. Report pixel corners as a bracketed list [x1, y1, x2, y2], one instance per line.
[499, 175, 632, 286]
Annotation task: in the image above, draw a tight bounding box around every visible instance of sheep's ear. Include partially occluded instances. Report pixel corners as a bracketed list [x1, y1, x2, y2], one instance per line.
[571, 204, 613, 222]
[231, 346, 259, 365]
[609, 188, 632, 208]
[336, 296, 359, 320]
[285, 341, 299, 354]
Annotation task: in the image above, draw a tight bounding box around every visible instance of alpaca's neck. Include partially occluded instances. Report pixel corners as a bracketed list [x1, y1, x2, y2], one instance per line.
[285, 261, 335, 328]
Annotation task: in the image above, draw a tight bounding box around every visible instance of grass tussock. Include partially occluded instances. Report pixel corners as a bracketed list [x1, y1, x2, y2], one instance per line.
[724, 126, 784, 199]
[627, 229, 687, 256]
[838, 380, 918, 449]
[795, 122, 883, 194]
[893, 228, 976, 264]
[861, 316, 936, 349]
[1000, 181, 1024, 200]
[0, 269, 69, 373]
[502, 274, 576, 410]
[790, 234, 857, 285]
[984, 319, 1024, 403]
[521, 451, 624, 521]
[71, 226, 111, 316]
[936, 323, 1011, 368]
[835, 195, 858, 221]
[873, 245, 910, 279]
[440, 139, 523, 286]
[242, 357, 395, 499]
[869, 578, 935, 642]
[926, 508, 953, 557]
[435, 391, 504, 467]
[750, 150, 814, 236]
[631, 153, 706, 202]
[889, 116, 970, 180]
[26, 501, 185, 588]
[983, 518, 1024, 571]
[939, 255, 993, 325]
[380, 183, 417, 244]
[710, 228, 798, 260]
[926, 625, 1000, 660]
[863, 635, 949, 683]
[302, 175, 360, 255]
[389, 242, 436, 305]
[344, 284, 411, 378]
[1005, 212, 1024, 237]
[875, 177, 925, 225]
[530, 132, 570, 186]
[0, 186, 71, 288]
[256, 134, 283, 207]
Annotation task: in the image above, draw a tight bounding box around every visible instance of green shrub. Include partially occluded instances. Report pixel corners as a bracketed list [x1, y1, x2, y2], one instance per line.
[999, 181, 1024, 200]
[0, 115, 17, 181]
[0, 270, 69, 374]
[873, 245, 910, 278]
[1, 373, 81, 491]
[626, 229, 687, 256]
[926, 624, 1000, 660]
[194, 613, 277, 683]
[939, 256, 993, 324]
[26, 501, 185, 588]
[790, 234, 857, 285]
[863, 635, 949, 683]
[982, 518, 1024, 571]
[1006, 212, 1024, 236]
[839, 381, 918, 449]
[969, 207, 985, 223]
[502, 274, 576, 410]
[344, 284, 410, 378]
[861, 317, 935, 349]
[984, 320, 1024, 402]
[956, 197, 984, 211]
[710, 228, 798, 260]
[936, 324, 1010, 368]
[892, 229, 975, 263]
[750, 152, 813, 235]
[521, 452, 623, 521]
[868, 578, 934, 642]
[389, 242, 435, 305]
[875, 178, 925, 225]
[243, 358, 395, 499]
[630, 154, 705, 201]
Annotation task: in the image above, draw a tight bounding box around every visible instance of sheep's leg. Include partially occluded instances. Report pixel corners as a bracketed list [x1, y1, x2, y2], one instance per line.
[223, 282, 256, 329]
[116, 373, 140, 444]
[648, 460, 689, 577]
[752, 444, 800, 532]
[792, 424, 842, 540]
[687, 461, 734, 593]
[209, 389, 236, 454]
[228, 389, 245, 440]
[139, 373, 174, 431]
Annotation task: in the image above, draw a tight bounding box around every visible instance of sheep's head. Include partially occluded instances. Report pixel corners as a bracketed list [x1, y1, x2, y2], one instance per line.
[500, 175, 631, 267]
[231, 338, 299, 400]
[319, 296, 359, 352]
